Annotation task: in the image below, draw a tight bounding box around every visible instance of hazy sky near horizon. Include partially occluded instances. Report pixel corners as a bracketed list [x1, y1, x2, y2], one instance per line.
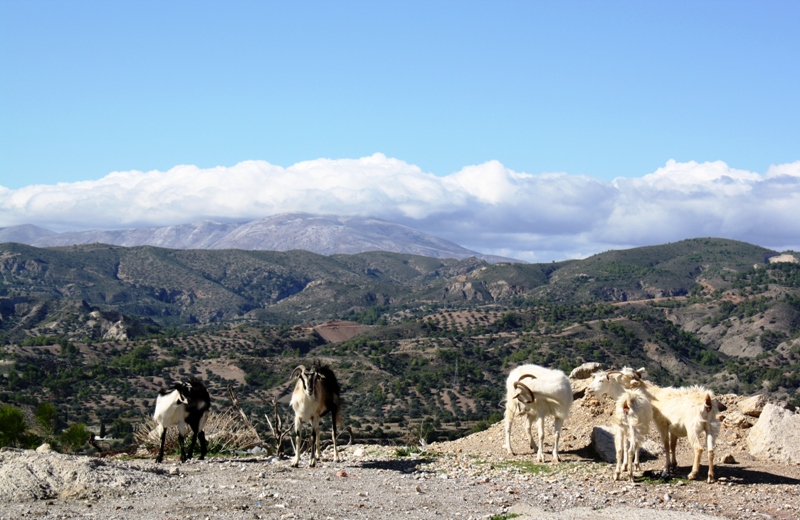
[1, 1, 799, 261]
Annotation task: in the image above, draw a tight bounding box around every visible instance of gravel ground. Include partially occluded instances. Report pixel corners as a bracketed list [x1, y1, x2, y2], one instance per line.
[2, 439, 799, 520]
[2, 393, 799, 520]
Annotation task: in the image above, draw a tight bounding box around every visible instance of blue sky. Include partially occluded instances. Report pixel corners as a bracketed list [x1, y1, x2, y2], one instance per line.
[1, 1, 799, 261]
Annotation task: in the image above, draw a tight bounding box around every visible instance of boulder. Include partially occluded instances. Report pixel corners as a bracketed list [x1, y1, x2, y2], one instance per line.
[739, 394, 769, 417]
[747, 403, 800, 464]
[569, 362, 603, 380]
[721, 410, 753, 429]
[591, 426, 617, 462]
[590, 425, 660, 463]
[570, 378, 593, 400]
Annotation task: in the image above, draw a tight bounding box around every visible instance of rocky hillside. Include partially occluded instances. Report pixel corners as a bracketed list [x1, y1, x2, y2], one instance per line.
[0, 237, 799, 466]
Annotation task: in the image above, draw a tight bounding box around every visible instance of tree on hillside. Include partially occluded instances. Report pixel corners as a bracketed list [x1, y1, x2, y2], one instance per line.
[0, 404, 28, 448]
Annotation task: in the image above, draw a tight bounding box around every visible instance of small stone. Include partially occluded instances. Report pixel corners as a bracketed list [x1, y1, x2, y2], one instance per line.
[722, 453, 737, 464]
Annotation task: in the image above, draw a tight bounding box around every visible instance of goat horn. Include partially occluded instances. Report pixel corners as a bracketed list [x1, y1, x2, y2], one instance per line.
[517, 374, 536, 382]
[290, 365, 306, 380]
[513, 382, 535, 404]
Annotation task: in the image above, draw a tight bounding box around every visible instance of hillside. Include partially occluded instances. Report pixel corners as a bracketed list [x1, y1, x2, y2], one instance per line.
[0, 237, 799, 451]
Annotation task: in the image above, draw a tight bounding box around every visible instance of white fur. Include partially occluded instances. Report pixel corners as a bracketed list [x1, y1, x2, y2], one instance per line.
[503, 364, 572, 463]
[153, 388, 188, 440]
[612, 388, 652, 481]
[587, 367, 721, 483]
[586, 367, 645, 471]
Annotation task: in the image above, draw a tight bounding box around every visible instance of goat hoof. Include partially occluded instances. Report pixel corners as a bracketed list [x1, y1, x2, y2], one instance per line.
[687, 472, 698, 480]
[707, 476, 715, 484]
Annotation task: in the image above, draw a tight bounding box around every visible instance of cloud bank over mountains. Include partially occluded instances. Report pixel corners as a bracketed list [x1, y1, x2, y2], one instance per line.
[2, 154, 798, 262]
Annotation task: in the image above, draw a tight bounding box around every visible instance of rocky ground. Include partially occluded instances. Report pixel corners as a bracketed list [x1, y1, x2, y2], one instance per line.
[2, 391, 800, 520]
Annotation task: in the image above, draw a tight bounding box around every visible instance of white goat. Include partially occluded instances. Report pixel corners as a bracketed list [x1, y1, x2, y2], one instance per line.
[611, 388, 653, 481]
[289, 363, 342, 468]
[586, 367, 647, 471]
[503, 364, 572, 463]
[589, 368, 721, 482]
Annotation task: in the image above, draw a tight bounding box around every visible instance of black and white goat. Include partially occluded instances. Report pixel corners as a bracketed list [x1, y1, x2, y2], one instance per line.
[153, 378, 211, 463]
[289, 363, 342, 468]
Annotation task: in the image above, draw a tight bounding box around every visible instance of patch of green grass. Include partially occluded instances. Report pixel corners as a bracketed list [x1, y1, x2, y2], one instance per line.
[394, 446, 414, 458]
[490, 514, 520, 520]
[490, 460, 555, 475]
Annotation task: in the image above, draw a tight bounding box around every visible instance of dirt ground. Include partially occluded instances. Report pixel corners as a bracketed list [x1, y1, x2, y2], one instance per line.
[2, 392, 799, 520]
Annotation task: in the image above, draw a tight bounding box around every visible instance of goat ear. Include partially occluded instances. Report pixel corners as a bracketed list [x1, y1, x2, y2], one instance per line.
[634, 368, 646, 380]
[630, 380, 641, 388]
[704, 394, 713, 412]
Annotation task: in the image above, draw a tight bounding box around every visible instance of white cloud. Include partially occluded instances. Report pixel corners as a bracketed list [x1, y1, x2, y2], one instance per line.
[1, 155, 799, 261]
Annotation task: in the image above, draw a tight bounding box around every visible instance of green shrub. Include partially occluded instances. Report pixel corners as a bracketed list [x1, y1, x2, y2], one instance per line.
[0, 404, 27, 447]
[59, 423, 91, 453]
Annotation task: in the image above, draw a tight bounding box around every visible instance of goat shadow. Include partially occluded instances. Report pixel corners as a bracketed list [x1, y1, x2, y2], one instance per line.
[559, 446, 800, 485]
[638, 466, 800, 486]
[357, 458, 432, 473]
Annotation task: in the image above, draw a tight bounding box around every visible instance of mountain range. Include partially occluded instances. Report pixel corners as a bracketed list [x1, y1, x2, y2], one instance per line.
[0, 213, 517, 263]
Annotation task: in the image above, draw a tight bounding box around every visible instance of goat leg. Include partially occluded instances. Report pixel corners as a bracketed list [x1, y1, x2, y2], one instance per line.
[291, 418, 302, 467]
[331, 409, 340, 463]
[707, 449, 715, 483]
[613, 430, 624, 481]
[186, 431, 198, 461]
[156, 427, 167, 464]
[659, 427, 671, 478]
[669, 433, 678, 471]
[627, 437, 636, 482]
[551, 417, 564, 463]
[309, 421, 318, 468]
[178, 433, 187, 463]
[536, 417, 546, 463]
[688, 447, 703, 480]
[198, 430, 208, 460]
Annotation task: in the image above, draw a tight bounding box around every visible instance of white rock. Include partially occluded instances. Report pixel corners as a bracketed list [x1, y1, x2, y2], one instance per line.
[748, 403, 800, 463]
[739, 394, 769, 417]
[569, 362, 604, 380]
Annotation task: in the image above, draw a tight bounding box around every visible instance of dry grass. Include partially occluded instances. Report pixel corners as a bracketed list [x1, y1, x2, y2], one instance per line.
[134, 407, 261, 457]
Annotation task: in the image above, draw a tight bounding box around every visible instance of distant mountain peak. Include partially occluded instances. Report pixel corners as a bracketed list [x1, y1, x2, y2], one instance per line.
[3, 214, 520, 263]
